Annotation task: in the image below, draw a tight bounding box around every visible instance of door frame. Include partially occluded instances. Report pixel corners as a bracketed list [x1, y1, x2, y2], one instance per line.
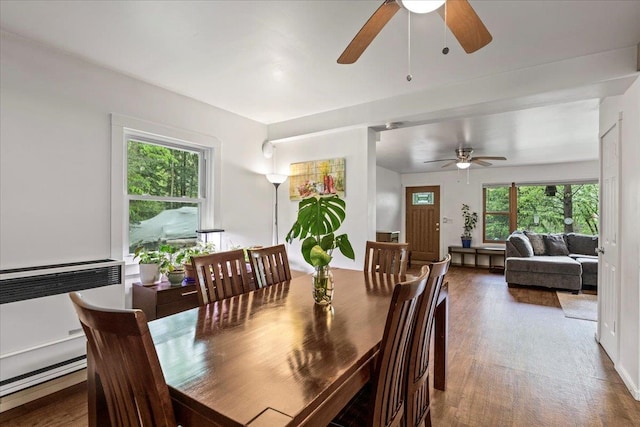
[404, 185, 441, 263]
[597, 118, 621, 364]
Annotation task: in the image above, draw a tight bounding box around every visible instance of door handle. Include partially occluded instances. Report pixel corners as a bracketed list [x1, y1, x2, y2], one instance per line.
[595, 247, 605, 254]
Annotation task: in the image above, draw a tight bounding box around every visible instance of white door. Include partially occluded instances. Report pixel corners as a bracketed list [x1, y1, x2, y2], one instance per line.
[598, 119, 620, 363]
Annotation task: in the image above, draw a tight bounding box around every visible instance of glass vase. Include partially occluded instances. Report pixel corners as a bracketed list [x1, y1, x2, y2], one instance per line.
[312, 265, 334, 305]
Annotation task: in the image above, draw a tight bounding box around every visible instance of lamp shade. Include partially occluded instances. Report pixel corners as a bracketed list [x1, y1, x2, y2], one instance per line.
[266, 174, 288, 185]
[398, 0, 445, 14]
[456, 161, 471, 170]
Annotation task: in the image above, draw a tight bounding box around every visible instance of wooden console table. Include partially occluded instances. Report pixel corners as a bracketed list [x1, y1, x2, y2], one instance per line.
[448, 246, 505, 272]
[132, 281, 199, 320]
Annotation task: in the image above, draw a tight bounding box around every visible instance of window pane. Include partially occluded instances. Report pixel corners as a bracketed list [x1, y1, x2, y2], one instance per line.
[517, 184, 598, 234]
[485, 187, 509, 212]
[485, 214, 510, 241]
[129, 202, 198, 253]
[127, 140, 200, 198]
[412, 192, 434, 205]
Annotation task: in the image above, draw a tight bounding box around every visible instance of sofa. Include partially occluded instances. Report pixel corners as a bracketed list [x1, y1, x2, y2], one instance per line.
[505, 231, 598, 292]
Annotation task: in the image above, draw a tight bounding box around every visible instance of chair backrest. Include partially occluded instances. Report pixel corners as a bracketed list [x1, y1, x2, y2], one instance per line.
[370, 265, 429, 427]
[364, 241, 409, 276]
[405, 254, 451, 427]
[69, 292, 176, 427]
[191, 249, 255, 305]
[247, 244, 292, 288]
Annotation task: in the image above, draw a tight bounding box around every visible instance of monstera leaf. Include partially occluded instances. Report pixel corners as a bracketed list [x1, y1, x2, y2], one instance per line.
[286, 195, 355, 267]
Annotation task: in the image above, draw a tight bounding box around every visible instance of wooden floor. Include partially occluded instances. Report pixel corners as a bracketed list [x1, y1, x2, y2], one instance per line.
[2, 267, 639, 426]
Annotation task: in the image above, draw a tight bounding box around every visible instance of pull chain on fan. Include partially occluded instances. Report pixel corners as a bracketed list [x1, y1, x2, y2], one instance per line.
[442, 0, 449, 55]
[407, 12, 412, 81]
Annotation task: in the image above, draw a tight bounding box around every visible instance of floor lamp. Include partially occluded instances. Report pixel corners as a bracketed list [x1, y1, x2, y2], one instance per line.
[266, 174, 287, 244]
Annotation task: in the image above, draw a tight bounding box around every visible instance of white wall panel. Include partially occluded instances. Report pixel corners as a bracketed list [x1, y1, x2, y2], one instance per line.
[0, 32, 270, 270]
[274, 127, 373, 272]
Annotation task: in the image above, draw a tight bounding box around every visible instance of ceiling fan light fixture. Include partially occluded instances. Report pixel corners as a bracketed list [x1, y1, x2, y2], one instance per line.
[398, 0, 445, 14]
[456, 161, 471, 169]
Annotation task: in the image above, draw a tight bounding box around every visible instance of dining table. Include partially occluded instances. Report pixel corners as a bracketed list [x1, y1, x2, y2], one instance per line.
[87, 268, 448, 427]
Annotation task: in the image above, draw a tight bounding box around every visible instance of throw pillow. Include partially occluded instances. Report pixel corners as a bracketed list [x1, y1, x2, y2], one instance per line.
[544, 234, 569, 256]
[508, 234, 534, 257]
[525, 231, 546, 255]
[566, 233, 598, 256]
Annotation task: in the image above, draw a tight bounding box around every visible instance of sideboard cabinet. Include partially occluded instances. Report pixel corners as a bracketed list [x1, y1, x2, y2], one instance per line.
[132, 281, 199, 320]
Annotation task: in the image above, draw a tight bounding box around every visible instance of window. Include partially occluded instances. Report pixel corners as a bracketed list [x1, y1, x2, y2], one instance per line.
[127, 139, 204, 253]
[516, 183, 599, 234]
[483, 182, 599, 243]
[111, 114, 220, 262]
[412, 192, 435, 205]
[483, 185, 515, 242]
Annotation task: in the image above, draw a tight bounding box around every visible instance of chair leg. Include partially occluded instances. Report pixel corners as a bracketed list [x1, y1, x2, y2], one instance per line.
[425, 408, 432, 427]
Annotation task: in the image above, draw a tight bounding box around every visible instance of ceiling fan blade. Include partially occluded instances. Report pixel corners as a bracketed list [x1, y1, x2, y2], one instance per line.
[471, 159, 492, 166]
[440, 0, 492, 54]
[440, 160, 458, 168]
[424, 158, 456, 164]
[473, 156, 507, 161]
[337, 0, 400, 64]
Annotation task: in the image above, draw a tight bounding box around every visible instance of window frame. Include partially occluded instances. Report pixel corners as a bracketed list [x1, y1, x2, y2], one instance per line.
[482, 183, 517, 243]
[111, 114, 221, 266]
[482, 180, 598, 243]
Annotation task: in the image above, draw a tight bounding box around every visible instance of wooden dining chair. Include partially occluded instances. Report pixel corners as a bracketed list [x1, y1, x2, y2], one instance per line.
[331, 265, 430, 427]
[69, 292, 176, 427]
[405, 254, 451, 427]
[247, 244, 292, 288]
[191, 249, 255, 305]
[364, 241, 409, 276]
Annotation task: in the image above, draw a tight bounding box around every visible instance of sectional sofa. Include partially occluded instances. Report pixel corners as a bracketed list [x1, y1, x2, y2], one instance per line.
[505, 231, 598, 292]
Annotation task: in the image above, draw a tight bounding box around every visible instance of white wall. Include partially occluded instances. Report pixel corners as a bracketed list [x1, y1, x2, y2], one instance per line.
[600, 76, 640, 399]
[0, 32, 272, 273]
[401, 160, 599, 256]
[274, 127, 375, 273]
[376, 166, 402, 233]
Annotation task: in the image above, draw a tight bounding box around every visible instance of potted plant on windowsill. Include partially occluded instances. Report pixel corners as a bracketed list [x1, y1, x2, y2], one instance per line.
[286, 195, 355, 305]
[461, 204, 478, 248]
[134, 247, 164, 284]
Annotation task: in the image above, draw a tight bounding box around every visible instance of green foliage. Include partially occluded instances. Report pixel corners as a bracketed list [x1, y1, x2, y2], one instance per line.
[127, 140, 200, 223]
[133, 247, 164, 264]
[484, 183, 599, 241]
[461, 204, 479, 238]
[485, 187, 510, 211]
[175, 242, 216, 265]
[286, 195, 355, 267]
[158, 244, 181, 273]
[517, 184, 599, 234]
[135, 242, 215, 274]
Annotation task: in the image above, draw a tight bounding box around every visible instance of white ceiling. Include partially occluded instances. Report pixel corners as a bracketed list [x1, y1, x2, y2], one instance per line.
[1, 0, 639, 173]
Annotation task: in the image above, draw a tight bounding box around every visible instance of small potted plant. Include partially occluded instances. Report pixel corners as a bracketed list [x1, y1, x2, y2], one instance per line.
[176, 242, 216, 281]
[461, 204, 478, 248]
[286, 195, 355, 305]
[133, 247, 164, 284]
[159, 244, 185, 285]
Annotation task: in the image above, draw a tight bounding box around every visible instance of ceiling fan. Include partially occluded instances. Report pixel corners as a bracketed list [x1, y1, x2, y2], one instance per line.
[338, 0, 492, 64]
[424, 147, 506, 169]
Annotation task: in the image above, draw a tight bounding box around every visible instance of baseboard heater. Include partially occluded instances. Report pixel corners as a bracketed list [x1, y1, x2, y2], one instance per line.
[0, 259, 124, 397]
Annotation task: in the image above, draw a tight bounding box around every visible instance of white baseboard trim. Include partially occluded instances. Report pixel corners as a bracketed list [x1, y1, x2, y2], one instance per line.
[616, 364, 640, 400]
[0, 369, 86, 413]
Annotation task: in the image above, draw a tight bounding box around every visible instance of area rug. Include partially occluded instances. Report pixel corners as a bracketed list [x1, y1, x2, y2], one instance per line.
[556, 292, 597, 322]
